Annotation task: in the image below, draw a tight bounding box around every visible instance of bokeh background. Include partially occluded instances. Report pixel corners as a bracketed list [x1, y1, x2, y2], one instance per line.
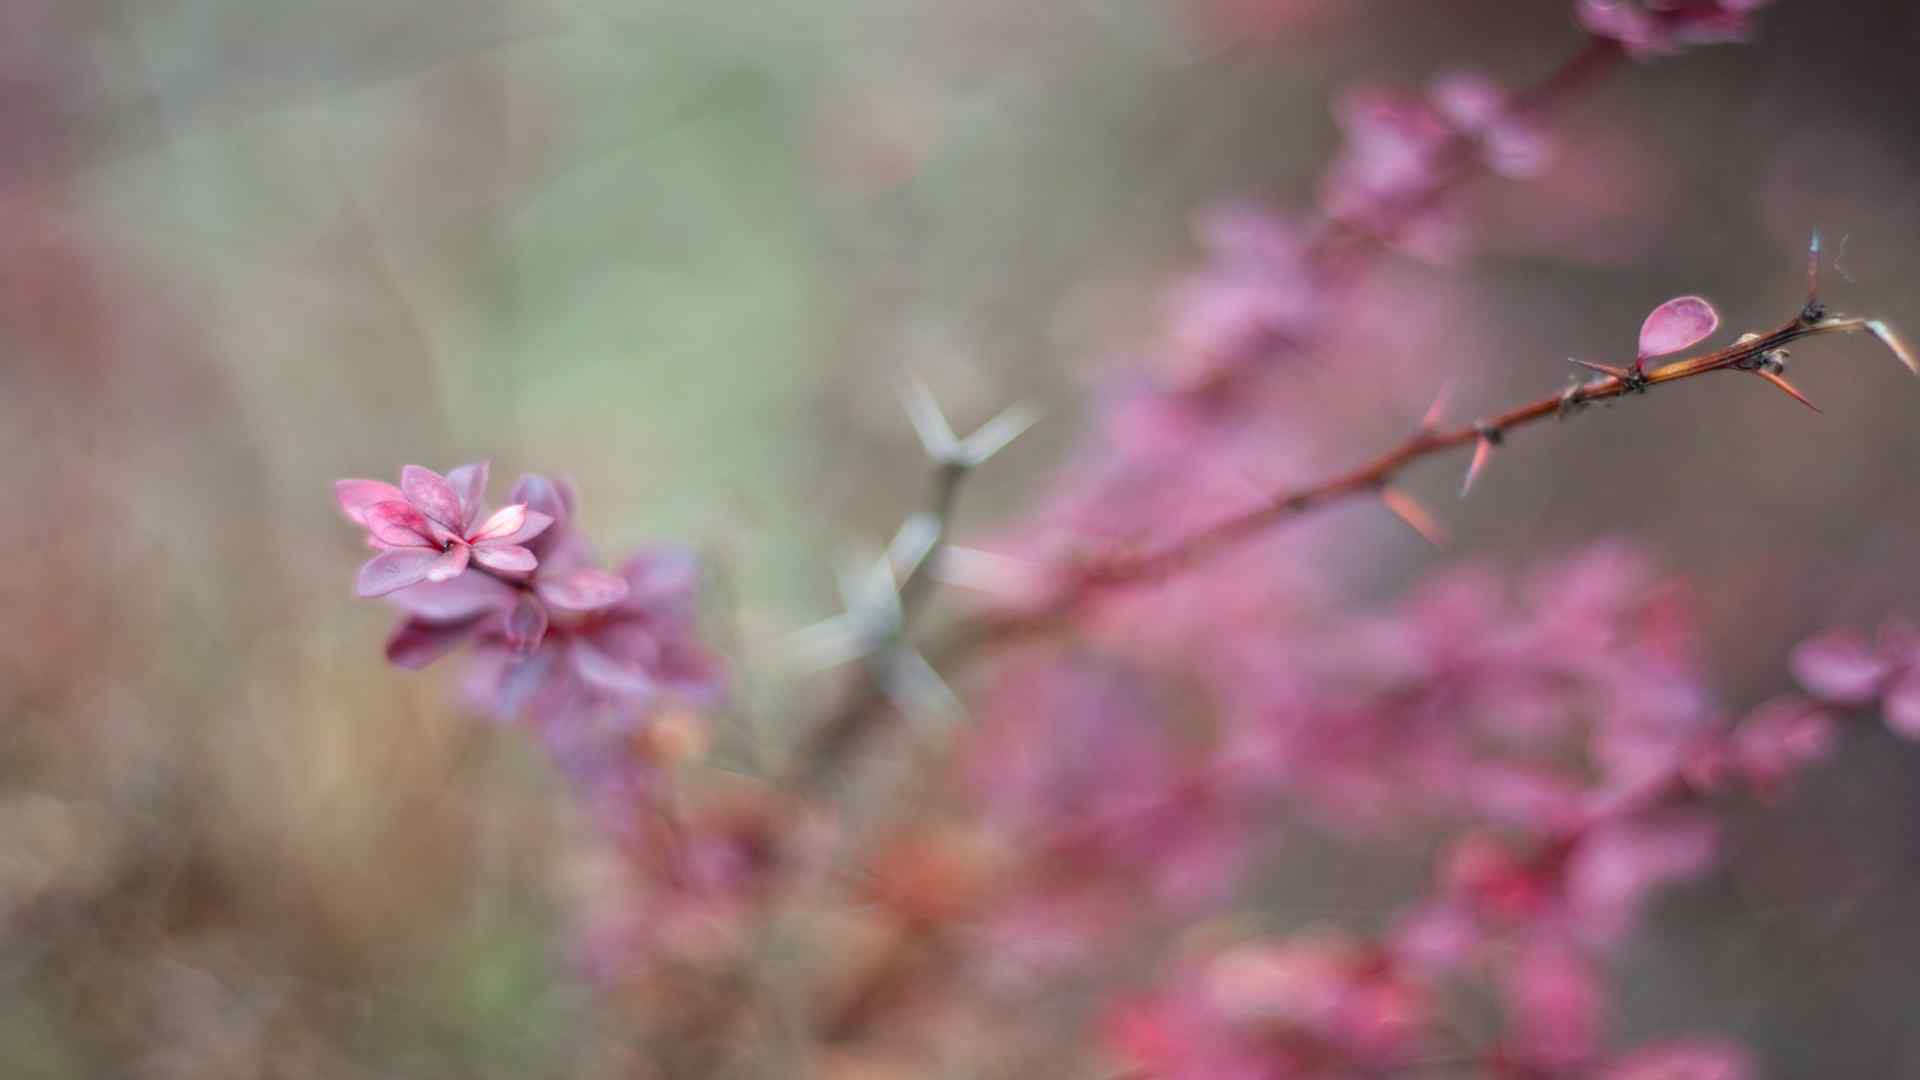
[6, 0, 1920, 1075]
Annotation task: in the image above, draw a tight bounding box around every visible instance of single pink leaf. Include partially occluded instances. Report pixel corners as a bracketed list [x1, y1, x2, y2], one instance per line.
[387, 573, 517, 620]
[619, 547, 701, 605]
[497, 510, 555, 547]
[505, 594, 549, 654]
[1637, 295, 1719, 359]
[570, 638, 655, 697]
[357, 548, 441, 597]
[1789, 628, 1891, 705]
[365, 501, 436, 548]
[424, 541, 470, 583]
[471, 543, 536, 573]
[335, 479, 405, 525]
[445, 461, 491, 528]
[536, 567, 630, 612]
[1884, 671, 1920, 740]
[385, 616, 482, 670]
[509, 474, 572, 522]
[401, 465, 466, 529]
[470, 503, 529, 543]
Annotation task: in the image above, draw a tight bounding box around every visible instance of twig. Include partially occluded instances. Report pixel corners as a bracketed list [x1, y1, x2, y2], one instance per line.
[786, 37, 1630, 790]
[793, 309, 1911, 787]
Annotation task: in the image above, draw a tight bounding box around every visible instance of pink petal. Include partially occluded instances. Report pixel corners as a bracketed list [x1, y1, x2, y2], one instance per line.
[470, 503, 529, 543]
[365, 501, 436, 548]
[401, 465, 466, 530]
[470, 543, 536, 573]
[620, 547, 701, 605]
[356, 548, 442, 597]
[445, 461, 491, 529]
[505, 594, 549, 654]
[1884, 670, 1920, 740]
[1500, 943, 1603, 1070]
[508, 474, 570, 522]
[385, 616, 482, 670]
[387, 573, 518, 620]
[570, 638, 656, 697]
[536, 567, 630, 612]
[424, 541, 470, 583]
[335, 478, 405, 525]
[1789, 628, 1892, 705]
[1734, 698, 1836, 790]
[498, 510, 555, 547]
[1637, 295, 1720, 359]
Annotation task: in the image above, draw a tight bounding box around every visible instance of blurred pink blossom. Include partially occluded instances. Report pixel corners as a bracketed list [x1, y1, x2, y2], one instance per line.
[1791, 620, 1920, 739]
[1576, 0, 1771, 59]
[1321, 73, 1549, 257]
[1108, 935, 1431, 1080]
[1596, 1039, 1755, 1080]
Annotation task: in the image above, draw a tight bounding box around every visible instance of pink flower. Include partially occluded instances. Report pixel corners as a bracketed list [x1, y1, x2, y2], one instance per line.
[1577, 0, 1770, 59]
[335, 463, 553, 597]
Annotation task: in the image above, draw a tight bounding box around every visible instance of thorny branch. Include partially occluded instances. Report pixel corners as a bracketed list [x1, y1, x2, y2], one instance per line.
[781, 33, 1916, 792]
[784, 38, 1634, 793]
[791, 307, 1915, 792]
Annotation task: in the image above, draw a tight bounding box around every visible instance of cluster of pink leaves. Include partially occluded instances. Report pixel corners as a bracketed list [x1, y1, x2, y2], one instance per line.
[1790, 622, 1920, 739]
[956, 545, 1832, 1076]
[929, 5, 1828, 1075]
[1576, 0, 1772, 59]
[335, 465, 721, 840]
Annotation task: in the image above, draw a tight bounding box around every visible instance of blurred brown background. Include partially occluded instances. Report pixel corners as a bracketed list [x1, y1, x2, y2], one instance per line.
[4, 0, 1920, 1075]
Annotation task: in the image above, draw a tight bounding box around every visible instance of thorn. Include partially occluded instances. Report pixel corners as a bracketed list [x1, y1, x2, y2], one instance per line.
[898, 370, 962, 462]
[1460, 436, 1495, 498]
[1380, 487, 1448, 547]
[784, 613, 871, 673]
[1568, 358, 1631, 380]
[1556, 378, 1587, 418]
[935, 545, 1053, 600]
[880, 646, 965, 725]
[1807, 227, 1822, 306]
[1753, 369, 1821, 413]
[1421, 380, 1453, 431]
[1866, 319, 1919, 377]
[897, 369, 1038, 468]
[835, 550, 903, 636]
[886, 513, 942, 581]
[957, 401, 1041, 466]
